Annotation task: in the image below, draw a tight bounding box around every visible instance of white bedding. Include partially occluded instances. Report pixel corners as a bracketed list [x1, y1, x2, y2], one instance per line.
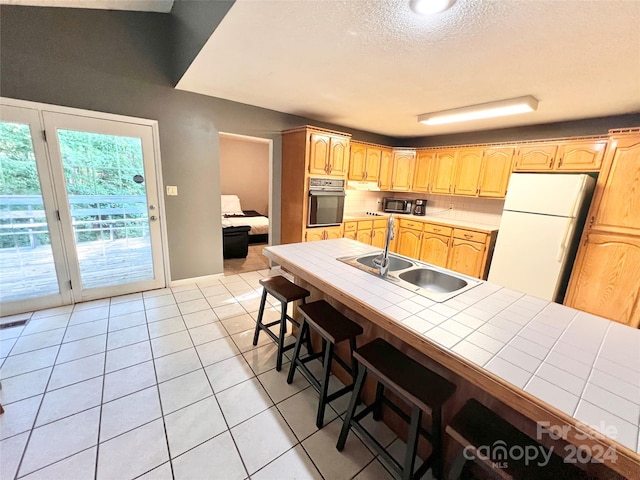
[221, 215, 269, 235]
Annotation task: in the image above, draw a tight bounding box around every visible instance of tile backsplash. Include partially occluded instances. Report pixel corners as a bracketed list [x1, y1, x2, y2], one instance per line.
[344, 190, 504, 227]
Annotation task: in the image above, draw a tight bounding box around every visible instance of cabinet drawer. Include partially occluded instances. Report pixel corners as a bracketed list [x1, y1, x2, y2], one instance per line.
[399, 219, 424, 231]
[423, 223, 452, 236]
[357, 220, 373, 230]
[373, 219, 388, 229]
[453, 228, 487, 243]
[344, 221, 357, 232]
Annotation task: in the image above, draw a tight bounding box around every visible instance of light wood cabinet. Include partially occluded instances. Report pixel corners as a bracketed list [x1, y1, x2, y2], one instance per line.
[412, 150, 436, 193]
[325, 225, 344, 240]
[344, 221, 357, 241]
[308, 132, 349, 177]
[371, 227, 386, 248]
[419, 232, 449, 268]
[378, 148, 393, 190]
[586, 135, 640, 237]
[478, 147, 514, 197]
[390, 149, 416, 191]
[430, 150, 457, 194]
[513, 144, 558, 171]
[556, 140, 607, 171]
[447, 238, 486, 278]
[565, 233, 640, 328]
[565, 132, 640, 327]
[453, 148, 483, 196]
[307, 225, 344, 241]
[347, 143, 366, 181]
[397, 227, 422, 258]
[348, 142, 382, 182]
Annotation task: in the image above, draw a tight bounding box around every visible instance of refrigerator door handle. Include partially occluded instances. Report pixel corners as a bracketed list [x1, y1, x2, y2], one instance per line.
[556, 218, 574, 263]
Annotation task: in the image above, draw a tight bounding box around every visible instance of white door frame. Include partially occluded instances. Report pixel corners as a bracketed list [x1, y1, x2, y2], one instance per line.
[0, 97, 170, 313]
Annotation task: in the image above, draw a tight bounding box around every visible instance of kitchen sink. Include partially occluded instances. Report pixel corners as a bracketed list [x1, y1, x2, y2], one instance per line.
[337, 251, 481, 302]
[398, 268, 469, 293]
[356, 253, 414, 271]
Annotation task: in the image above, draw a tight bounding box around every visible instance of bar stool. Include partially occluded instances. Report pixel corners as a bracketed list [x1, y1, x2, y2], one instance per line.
[445, 399, 589, 480]
[287, 300, 363, 428]
[252, 275, 310, 371]
[337, 338, 456, 480]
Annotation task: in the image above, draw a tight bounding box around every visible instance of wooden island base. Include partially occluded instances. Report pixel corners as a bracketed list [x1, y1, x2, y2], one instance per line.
[293, 278, 626, 480]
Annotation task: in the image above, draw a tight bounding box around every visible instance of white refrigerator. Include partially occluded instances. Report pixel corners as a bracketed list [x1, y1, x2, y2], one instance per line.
[487, 173, 595, 302]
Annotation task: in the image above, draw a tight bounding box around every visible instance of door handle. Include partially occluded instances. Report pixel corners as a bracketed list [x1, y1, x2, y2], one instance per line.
[150, 216, 157, 221]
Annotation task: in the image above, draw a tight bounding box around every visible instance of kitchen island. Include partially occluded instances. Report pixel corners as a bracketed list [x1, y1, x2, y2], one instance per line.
[264, 239, 640, 478]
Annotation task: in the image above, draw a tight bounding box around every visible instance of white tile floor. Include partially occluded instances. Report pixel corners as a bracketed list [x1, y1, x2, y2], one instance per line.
[0, 269, 412, 480]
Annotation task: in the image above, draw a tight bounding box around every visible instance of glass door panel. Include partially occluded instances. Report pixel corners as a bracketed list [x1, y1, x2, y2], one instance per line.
[0, 122, 59, 301]
[57, 130, 154, 289]
[0, 105, 69, 314]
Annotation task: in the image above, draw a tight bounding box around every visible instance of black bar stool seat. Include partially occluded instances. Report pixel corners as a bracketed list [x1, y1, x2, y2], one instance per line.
[446, 399, 589, 480]
[337, 338, 456, 480]
[252, 275, 310, 371]
[287, 300, 363, 429]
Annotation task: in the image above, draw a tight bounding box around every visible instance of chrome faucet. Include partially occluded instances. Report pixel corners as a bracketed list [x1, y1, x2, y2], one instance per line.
[379, 214, 395, 277]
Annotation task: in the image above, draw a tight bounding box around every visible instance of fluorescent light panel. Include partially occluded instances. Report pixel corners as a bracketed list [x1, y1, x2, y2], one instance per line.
[418, 96, 538, 125]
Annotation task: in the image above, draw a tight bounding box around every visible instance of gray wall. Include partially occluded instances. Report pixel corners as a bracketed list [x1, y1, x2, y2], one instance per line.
[0, 5, 392, 281]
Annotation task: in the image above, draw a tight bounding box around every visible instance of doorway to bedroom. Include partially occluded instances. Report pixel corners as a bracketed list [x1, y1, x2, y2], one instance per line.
[219, 132, 271, 275]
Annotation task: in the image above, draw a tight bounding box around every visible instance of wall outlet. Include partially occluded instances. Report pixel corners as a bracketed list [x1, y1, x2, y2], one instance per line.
[166, 185, 178, 196]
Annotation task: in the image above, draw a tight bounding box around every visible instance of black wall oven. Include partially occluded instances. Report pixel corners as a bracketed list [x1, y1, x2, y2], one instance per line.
[307, 178, 346, 227]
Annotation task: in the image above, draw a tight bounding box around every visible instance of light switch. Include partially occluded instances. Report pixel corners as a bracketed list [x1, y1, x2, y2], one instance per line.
[166, 185, 178, 196]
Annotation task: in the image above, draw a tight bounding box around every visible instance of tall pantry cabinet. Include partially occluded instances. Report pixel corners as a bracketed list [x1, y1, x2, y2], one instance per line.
[565, 131, 640, 328]
[280, 126, 351, 244]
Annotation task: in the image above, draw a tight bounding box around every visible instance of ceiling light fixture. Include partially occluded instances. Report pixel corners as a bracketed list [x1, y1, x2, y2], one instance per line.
[410, 0, 455, 15]
[418, 96, 539, 125]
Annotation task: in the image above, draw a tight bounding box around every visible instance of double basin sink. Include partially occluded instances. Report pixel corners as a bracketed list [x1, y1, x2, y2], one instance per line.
[338, 251, 481, 302]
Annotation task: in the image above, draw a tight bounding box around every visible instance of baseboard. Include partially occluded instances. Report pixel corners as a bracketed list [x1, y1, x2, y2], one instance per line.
[169, 273, 225, 287]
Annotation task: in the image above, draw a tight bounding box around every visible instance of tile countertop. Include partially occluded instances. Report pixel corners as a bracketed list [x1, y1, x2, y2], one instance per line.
[343, 212, 499, 232]
[263, 239, 640, 461]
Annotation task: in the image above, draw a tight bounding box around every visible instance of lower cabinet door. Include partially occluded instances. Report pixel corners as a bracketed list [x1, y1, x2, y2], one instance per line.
[447, 239, 485, 278]
[305, 230, 324, 242]
[357, 229, 373, 245]
[324, 226, 344, 240]
[344, 231, 357, 241]
[419, 233, 449, 268]
[565, 232, 640, 327]
[397, 228, 422, 259]
[371, 227, 386, 248]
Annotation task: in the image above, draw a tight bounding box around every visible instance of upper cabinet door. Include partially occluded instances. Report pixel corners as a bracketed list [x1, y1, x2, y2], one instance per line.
[513, 144, 558, 171]
[391, 149, 416, 191]
[453, 148, 483, 196]
[348, 142, 366, 180]
[413, 150, 436, 193]
[589, 134, 640, 236]
[364, 147, 382, 182]
[478, 147, 515, 198]
[379, 148, 393, 190]
[309, 133, 330, 175]
[430, 150, 457, 194]
[328, 136, 349, 176]
[556, 140, 607, 171]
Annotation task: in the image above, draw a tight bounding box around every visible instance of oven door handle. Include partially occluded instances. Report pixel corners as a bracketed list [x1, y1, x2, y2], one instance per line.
[308, 190, 346, 197]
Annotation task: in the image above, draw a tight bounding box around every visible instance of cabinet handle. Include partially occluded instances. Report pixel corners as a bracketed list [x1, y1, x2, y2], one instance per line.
[548, 158, 554, 168]
[449, 185, 452, 192]
[433, 228, 441, 232]
[477, 187, 481, 195]
[558, 156, 563, 167]
[588, 216, 595, 228]
[464, 234, 473, 239]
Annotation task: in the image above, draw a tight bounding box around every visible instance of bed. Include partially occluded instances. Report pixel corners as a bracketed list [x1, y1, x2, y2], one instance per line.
[221, 195, 269, 258]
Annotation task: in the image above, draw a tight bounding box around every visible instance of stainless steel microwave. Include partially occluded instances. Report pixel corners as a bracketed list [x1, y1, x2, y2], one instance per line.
[382, 198, 413, 214]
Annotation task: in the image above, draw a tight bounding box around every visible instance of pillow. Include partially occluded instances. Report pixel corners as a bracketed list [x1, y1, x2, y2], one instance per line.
[221, 195, 244, 215]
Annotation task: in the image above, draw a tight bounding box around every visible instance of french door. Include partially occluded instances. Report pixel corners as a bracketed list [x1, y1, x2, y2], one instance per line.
[0, 101, 166, 316]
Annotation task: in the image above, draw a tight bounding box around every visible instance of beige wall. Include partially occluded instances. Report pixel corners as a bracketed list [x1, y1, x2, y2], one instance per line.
[219, 135, 270, 214]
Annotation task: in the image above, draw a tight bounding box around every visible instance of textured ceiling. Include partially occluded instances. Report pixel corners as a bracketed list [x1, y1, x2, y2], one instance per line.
[177, 0, 640, 137]
[0, 0, 173, 13]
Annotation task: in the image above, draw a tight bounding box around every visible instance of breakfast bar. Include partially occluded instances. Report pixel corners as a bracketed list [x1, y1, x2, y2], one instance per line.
[264, 239, 640, 479]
